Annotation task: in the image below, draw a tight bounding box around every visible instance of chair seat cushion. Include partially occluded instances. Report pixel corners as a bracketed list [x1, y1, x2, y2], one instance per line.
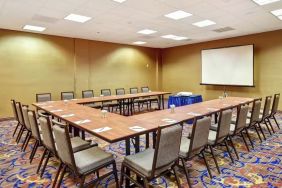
[123, 148, 154, 177]
[179, 137, 191, 158]
[208, 130, 217, 145]
[74, 147, 113, 174]
[71, 137, 91, 153]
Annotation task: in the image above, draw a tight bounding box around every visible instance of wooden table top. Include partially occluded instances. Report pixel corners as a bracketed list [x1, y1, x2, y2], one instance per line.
[33, 96, 253, 143]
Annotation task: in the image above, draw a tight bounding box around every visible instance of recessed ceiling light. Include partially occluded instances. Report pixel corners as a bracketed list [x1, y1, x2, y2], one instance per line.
[23, 25, 46, 32]
[64, 14, 92, 23]
[252, 0, 280, 5]
[192, 20, 216, 27]
[137, 29, 157, 35]
[161, 34, 188, 41]
[133, 41, 146, 45]
[112, 0, 127, 3]
[165, 10, 192, 20]
[271, 9, 282, 16]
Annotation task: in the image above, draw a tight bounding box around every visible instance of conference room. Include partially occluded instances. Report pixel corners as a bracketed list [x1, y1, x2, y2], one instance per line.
[0, 0, 282, 187]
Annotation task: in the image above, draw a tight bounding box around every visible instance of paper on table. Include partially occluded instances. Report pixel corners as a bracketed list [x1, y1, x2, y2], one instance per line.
[187, 112, 201, 116]
[50, 109, 63, 112]
[37, 103, 46, 106]
[61, 114, 75, 118]
[162, 118, 177, 123]
[44, 105, 54, 108]
[93, 127, 112, 133]
[71, 99, 78, 100]
[207, 108, 219, 111]
[75, 119, 91, 125]
[129, 126, 146, 132]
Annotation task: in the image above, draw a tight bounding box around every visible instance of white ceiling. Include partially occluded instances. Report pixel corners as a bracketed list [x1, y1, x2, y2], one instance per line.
[0, 0, 281, 48]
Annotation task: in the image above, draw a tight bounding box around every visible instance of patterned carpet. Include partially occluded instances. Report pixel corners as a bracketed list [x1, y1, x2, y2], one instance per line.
[0, 114, 282, 188]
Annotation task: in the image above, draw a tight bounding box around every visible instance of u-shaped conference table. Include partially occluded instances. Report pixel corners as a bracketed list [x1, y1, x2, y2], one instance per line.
[33, 91, 253, 186]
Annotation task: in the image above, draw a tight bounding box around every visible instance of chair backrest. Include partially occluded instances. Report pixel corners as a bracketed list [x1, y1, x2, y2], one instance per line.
[250, 98, 262, 123]
[130, 87, 138, 94]
[61, 91, 75, 100]
[234, 105, 249, 134]
[271, 93, 280, 115]
[216, 109, 233, 143]
[11, 100, 18, 121]
[141, 87, 149, 93]
[15, 102, 24, 125]
[52, 124, 77, 172]
[101, 89, 111, 96]
[116, 88, 125, 95]
[82, 90, 94, 98]
[21, 105, 31, 131]
[39, 116, 56, 153]
[262, 96, 272, 119]
[36, 93, 51, 103]
[28, 110, 41, 141]
[188, 117, 211, 157]
[152, 123, 182, 177]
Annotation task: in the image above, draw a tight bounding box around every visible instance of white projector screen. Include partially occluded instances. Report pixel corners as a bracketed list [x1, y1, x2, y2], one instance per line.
[201, 45, 254, 86]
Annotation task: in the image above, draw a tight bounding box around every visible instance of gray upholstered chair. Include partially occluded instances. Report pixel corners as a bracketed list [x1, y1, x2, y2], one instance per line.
[229, 105, 251, 151]
[269, 93, 280, 129]
[61, 91, 75, 100]
[15, 102, 27, 144]
[20, 105, 32, 151]
[120, 123, 183, 188]
[130, 87, 148, 112]
[246, 98, 265, 143]
[258, 96, 275, 136]
[208, 108, 236, 173]
[82, 90, 101, 109]
[179, 117, 213, 187]
[37, 116, 92, 178]
[28, 110, 43, 163]
[101, 89, 119, 112]
[11, 99, 20, 137]
[36, 93, 51, 102]
[141, 86, 158, 109]
[52, 124, 119, 188]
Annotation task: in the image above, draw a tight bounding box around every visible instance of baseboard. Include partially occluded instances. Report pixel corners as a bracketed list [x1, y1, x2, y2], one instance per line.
[0, 117, 15, 122]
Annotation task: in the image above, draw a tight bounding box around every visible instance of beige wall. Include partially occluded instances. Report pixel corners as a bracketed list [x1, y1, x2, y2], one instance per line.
[162, 29, 282, 109]
[0, 29, 159, 117]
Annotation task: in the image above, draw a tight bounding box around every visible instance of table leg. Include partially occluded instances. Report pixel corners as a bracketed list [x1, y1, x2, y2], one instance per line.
[73, 126, 80, 137]
[162, 95, 165, 109]
[81, 131, 85, 140]
[119, 100, 122, 115]
[158, 95, 161, 110]
[146, 133, 150, 148]
[153, 131, 157, 148]
[125, 138, 131, 187]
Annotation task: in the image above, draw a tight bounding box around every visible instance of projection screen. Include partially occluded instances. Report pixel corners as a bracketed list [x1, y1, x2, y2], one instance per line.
[201, 44, 254, 86]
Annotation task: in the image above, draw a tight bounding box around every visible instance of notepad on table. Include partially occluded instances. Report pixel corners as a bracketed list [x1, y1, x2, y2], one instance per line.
[162, 118, 177, 123]
[129, 126, 146, 132]
[187, 112, 201, 116]
[61, 114, 75, 118]
[50, 109, 63, 112]
[75, 119, 91, 125]
[93, 127, 112, 133]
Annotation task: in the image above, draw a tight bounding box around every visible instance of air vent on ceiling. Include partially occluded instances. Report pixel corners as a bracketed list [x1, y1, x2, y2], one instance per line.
[213, 27, 235, 33]
[32, 14, 59, 23]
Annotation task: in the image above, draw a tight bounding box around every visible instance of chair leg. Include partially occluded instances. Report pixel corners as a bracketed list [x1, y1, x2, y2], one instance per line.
[228, 136, 239, 160]
[180, 157, 192, 187]
[224, 140, 234, 163]
[172, 165, 181, 188]
[37, 148, 47, 174]
[209, 145, 220, 174]
[253, 124, 263, 142]
[30, 140, 39, 163]
[16, 126, 24, 143]
[23, 132, 32, 151]
[52, 161, 63, 188]
[245, 129, 254, 149]
[12, 122, 20, 137]
[112, 162, 119, 188]
[40, 150, 51, 178]
[144, 178, 150, 188]
[273, 115, 280, 129]
[257, 123, 267, 140]
[240, 132, 250, 152]
[21, 131, 30, 151]
[266, 119, 275, 133]
[79, 175, 86, 188]
[201, 152, 212, 178]
[56, 165, 67, 188]
[263, 120, 272, 135]
[120, 164, 125, 187]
